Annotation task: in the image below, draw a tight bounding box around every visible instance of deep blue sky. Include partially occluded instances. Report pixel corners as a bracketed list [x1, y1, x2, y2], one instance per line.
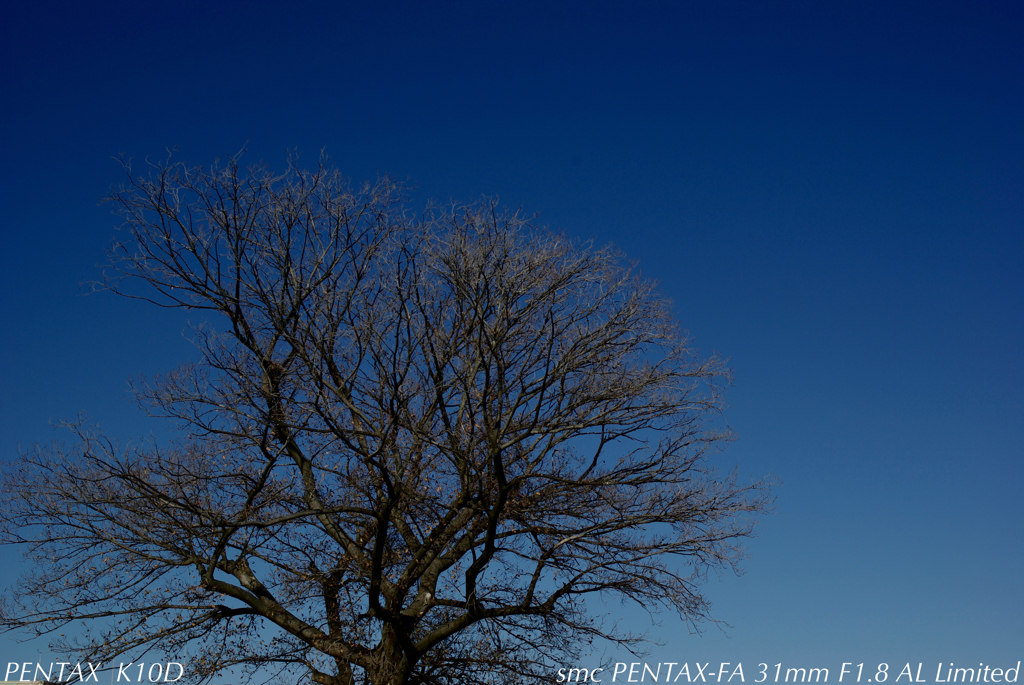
[2, 0, 1021, 675]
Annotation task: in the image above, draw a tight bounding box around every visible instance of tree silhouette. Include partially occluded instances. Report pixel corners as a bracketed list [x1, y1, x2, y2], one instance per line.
[0, 156, 770, 685]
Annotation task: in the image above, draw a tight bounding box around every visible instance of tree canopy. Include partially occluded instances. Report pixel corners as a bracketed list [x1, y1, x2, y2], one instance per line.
[0, 156, 771, 685]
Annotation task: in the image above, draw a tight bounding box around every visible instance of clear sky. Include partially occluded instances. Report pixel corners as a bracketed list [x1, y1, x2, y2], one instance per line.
[1, 0, 1021, 678]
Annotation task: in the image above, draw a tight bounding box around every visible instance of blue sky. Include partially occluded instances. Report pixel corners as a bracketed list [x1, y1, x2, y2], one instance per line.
[1, 0, 1021, 676]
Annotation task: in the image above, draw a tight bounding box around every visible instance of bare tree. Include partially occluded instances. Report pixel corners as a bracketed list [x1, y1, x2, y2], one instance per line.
[0, 155, 771, 685]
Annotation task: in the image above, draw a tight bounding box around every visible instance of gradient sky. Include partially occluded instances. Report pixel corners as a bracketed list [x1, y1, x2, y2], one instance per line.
[1, 0, 1021, 678]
